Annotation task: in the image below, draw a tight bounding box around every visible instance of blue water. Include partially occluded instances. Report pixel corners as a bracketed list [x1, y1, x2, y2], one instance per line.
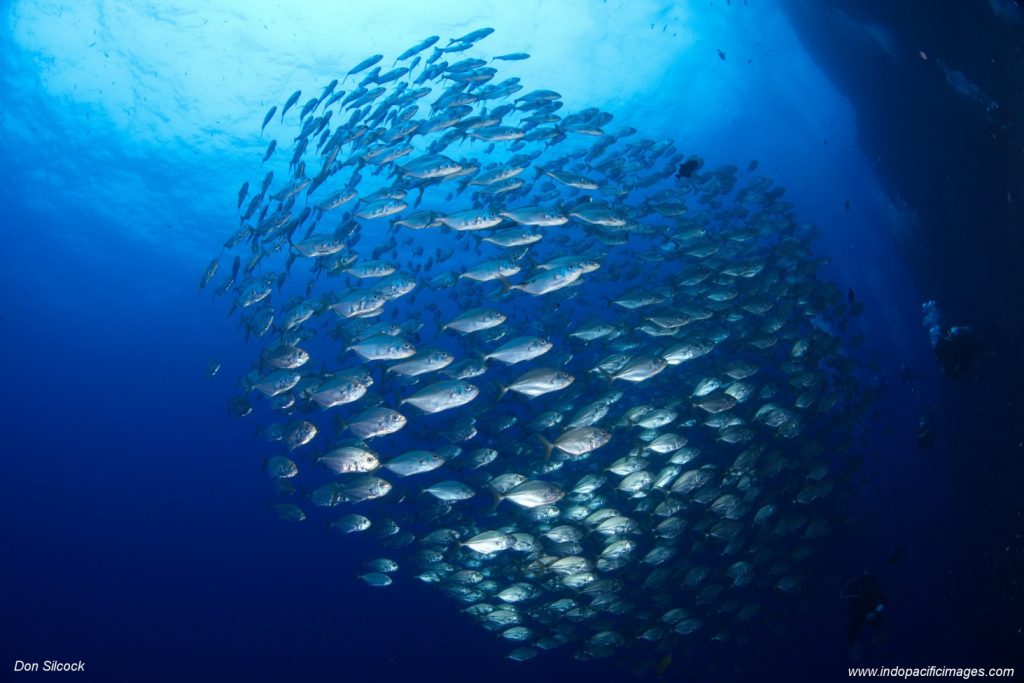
[1, 1, 1021, 681]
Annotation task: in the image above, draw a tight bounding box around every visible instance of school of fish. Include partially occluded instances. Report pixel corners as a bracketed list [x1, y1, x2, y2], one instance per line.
[203, 28, 867, 666]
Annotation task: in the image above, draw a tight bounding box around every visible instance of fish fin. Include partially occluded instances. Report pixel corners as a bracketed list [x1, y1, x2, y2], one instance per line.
[488, 486, 504, 513]
[495, 383, 509, 401]
[536, 434, 554, 462]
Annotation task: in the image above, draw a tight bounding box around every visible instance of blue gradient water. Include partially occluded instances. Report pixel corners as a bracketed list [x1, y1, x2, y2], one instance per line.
[1, 2, 1020, 681]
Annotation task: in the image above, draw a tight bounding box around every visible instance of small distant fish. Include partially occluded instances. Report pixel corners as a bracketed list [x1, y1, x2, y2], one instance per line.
[199, 258, 219, 289]
[207, 28, 872, 667]
[280, 90, 301, 121]
[677, 158, 702, 178]
[345, 54, 383, 82]
[396, 36, 439, 64]
[262, 139, 277, 163]
[449, 27, 494, 46]
[261, 105, 277, 133]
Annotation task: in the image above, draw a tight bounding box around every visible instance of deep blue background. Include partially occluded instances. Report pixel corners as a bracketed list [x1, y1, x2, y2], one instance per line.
[2, 1, 1022, 681]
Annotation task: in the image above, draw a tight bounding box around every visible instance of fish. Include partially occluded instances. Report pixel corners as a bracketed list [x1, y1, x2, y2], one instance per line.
[253, 370, 301, 397]
[345, 407, 407, 439]
[345, 54, 383, 81]
[611, 355, 668, 382]
[383, 450, 445, 476]
[443, 308, 506, 334]
[318, 446, 380, 474]
[261, 106, 277, 133]
[309, 371, 371, 409]
[291, 234, 346, 258]
[449, 27, 494, 46]
[356, 198, 407, 220]
[438, 208, 503, 231]
[280, 90, 301, 121]
[331, 514, 372, 533]
[505, 265, 585, 296]
[386, 349, 454, 377]
[263, 455, 297, 479]
[282, 420, 317, 450]
[400, 154, 464, 179]
[298, 97, 319, 121]
[400, 380, 480, 414]
[498, 480, 564, 508]
[424, 480, 475, 502]
[199, 258, 219, 289]
[330, 290, 387, 319]
[396, 36, 439, 63]
[482, 226, 544, 247]
[463, 530, 516, 554]
[345, 260, 396, 279]
[500, 367, 574, 398]
[347, 334, 416, 361]
[484, 336, 553, 364]
[209, 28, 869, 667]
[539, 426, 611, 458]
[460, 259, 521, 282]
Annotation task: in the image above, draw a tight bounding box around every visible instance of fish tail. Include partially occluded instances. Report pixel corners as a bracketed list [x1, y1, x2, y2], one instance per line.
[488, 486, 504, 513]
[536, 434, 554, 462]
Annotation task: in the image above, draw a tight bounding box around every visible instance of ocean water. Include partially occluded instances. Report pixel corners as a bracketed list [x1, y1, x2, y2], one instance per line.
[1, 1, 1021, 682]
